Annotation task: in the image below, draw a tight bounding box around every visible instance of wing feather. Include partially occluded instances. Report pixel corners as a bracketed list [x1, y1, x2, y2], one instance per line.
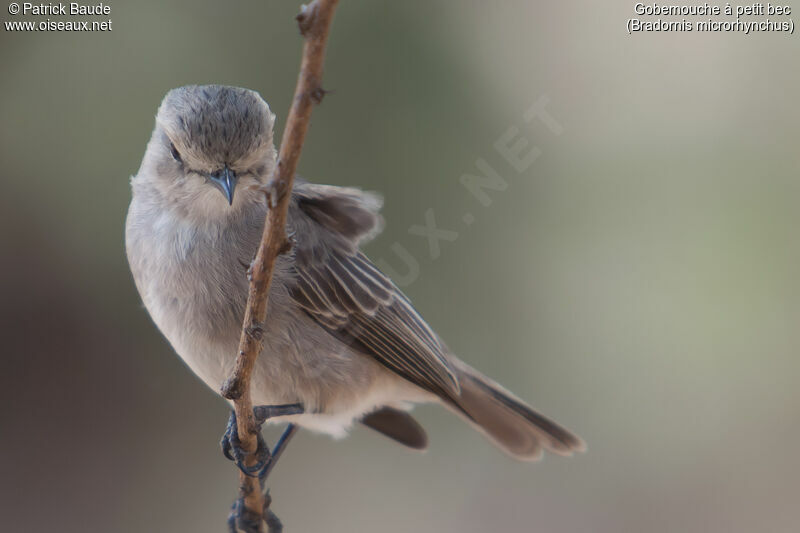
[289, 183, 460, 400]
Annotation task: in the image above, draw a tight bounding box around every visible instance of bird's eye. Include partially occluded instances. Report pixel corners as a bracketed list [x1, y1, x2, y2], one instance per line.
[169, 142, 183, 164]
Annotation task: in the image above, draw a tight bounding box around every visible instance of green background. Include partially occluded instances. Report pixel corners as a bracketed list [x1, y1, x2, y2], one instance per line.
[2, 1, 799, 532]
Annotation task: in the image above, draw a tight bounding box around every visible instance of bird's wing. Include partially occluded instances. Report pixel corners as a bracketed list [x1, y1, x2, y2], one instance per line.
[287, 182, 460, 400]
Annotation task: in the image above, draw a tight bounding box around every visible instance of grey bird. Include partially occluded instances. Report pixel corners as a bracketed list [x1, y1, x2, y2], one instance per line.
[126, 84, 585, 465]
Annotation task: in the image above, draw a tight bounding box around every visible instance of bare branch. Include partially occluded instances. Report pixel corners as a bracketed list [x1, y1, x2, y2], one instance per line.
[219, 0, 340, 530]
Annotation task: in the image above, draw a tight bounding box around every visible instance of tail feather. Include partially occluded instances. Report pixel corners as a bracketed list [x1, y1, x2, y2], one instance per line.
[450, 361, 585, 461]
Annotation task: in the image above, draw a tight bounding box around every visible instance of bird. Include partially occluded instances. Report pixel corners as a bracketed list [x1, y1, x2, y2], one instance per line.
[125, 84, 585, 471]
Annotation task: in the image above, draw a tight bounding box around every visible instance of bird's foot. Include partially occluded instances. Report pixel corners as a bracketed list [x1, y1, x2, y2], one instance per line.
[227, 497, 261, 533]
[252, 404, 304, 425]
[263, 492, 283, 533]
[227, 491, 283, 533]
[221, 410, 270, 478]
[221, 404, 304, 479]
[223, 405, 303, 531]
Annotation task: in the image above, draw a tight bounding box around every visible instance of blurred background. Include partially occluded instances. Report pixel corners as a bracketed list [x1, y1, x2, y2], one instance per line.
[2, 1, 799, 532]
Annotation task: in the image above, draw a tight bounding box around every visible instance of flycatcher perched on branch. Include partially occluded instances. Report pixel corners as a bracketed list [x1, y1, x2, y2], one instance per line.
[125, 85, 585, 474]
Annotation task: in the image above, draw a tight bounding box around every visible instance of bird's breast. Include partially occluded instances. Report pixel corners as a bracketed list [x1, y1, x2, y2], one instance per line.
[127, 203, 258, 389]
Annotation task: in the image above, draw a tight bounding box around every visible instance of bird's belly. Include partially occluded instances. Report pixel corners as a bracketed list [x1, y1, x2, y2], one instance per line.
[265, 370, 432, 438]
[157, 296, 420, 430]
[145, 289, 436, 439]
[128, 210, 432, 437]
[169, 329, 237, 394]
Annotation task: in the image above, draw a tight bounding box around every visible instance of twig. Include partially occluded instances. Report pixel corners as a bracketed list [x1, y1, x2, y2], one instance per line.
[219, 0, 340, 530]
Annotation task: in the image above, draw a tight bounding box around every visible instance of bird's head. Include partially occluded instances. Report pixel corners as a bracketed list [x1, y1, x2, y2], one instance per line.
[140, 85, 277, 218]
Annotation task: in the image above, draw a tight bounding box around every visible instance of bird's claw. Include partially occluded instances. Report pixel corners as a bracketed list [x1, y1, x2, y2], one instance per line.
[227, 492, 283, 533]
[221, 405, 304, 478]
[263, 491, 283, 533]
[220, 410, 271, 478]
[222, 405, 303, 531]
[227, 497, 262, 533]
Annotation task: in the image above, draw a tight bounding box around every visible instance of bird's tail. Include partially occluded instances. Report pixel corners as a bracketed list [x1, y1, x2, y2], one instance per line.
[448, 360, 586, 461]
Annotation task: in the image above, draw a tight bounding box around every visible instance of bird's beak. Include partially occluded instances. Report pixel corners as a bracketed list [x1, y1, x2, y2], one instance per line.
[209, 166, 238, 205]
